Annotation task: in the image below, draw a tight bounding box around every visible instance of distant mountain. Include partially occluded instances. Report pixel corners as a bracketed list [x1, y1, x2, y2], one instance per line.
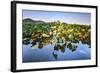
[23, 18, 45, 24]
[23, 18, 69, 25]
[23, 18, 34, 22]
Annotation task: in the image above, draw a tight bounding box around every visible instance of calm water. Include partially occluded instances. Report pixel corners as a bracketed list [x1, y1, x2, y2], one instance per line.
[22, 41, 91, 63]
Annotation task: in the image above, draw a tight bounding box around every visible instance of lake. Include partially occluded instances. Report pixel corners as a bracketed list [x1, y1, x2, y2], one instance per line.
[22, 41, 91, 63]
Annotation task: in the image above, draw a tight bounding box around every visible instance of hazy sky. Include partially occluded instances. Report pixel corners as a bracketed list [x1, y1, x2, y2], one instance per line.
[23, 10, 91, 25]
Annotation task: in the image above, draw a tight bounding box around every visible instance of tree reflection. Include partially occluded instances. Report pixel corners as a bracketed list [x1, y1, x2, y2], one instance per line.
[52, 52, 58, 60]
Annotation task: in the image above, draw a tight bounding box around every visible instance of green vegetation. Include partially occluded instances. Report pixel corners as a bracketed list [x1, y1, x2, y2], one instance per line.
[22, 18, 91, 52]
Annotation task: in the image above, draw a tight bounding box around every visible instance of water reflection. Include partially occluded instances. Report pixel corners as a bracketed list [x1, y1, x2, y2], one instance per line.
[52, 52, 58, 60]
[23, 39, 91, 62]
